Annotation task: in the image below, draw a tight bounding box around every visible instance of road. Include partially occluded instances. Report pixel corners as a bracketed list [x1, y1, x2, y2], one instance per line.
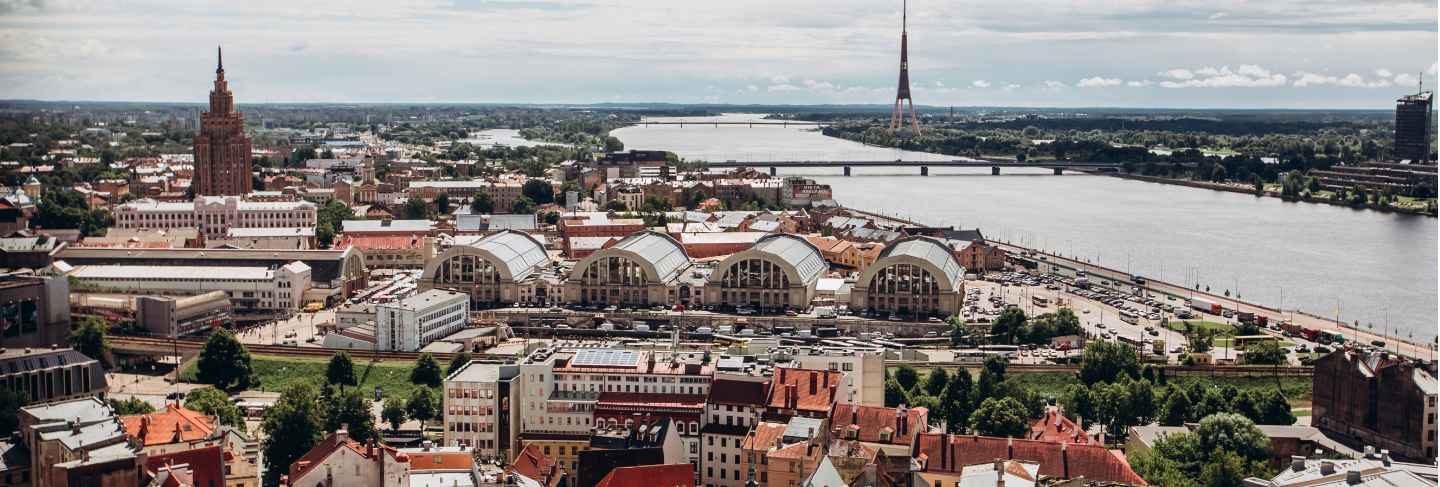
[992, 241, 1434, 361]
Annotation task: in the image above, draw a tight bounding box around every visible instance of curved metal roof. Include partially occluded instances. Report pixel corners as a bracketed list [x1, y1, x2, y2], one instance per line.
[470, 230, 549, 281]
[877, 235, 965, 290]
[747, 234, 827, 285]
[608, 231, 690, 282]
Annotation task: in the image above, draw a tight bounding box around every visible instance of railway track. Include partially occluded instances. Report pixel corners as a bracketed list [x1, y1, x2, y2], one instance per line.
[884, 360, 1313, 377]
[110, 336, 462, 363]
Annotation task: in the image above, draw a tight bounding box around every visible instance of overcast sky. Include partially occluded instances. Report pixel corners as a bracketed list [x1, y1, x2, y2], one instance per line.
[1, 0, 1436, 108]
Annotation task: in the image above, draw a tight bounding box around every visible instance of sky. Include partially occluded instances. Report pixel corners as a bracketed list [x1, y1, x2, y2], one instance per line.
[0, 0, 1436, 109]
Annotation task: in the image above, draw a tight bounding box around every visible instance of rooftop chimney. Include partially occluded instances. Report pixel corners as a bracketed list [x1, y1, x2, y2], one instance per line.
[1291, 456, 1306, 472]
[809, 373, 817, 394]
[336, 426, 350, 444]
[1346, 470, 1362, 485]
[1380, 450, 1392, 467]
[1320, 461, 1335, 476]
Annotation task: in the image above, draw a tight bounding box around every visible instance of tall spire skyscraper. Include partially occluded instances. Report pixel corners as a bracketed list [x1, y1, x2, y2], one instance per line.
[193, 45, 252, 196]
[890, 0, 921, 135]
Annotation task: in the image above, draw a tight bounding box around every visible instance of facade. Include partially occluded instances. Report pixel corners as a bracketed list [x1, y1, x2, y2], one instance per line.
[442, 361, 520, 461]
[18, 397, 142, 487]
[911, 433, 1148, 486]
[828, 404, 926, 446]
[193, 47, 252, 196]
[789, 349, 884, 406]
[1393, 91, 1434, 162]
[134, 291, 232, 337]
[850, 235, 965, 319]
[375, 289, 470, 352]
[765, 367, 843, 420]
[334, 234, 435, 269]
[0, 273, 72, 350]
[700, 374, 770, 487]
[421, 230, 551, 308]
[284, 429, 408, 487]
[68, 262, 310, 316]
[0, 347, 107, 406]
[951, 239, 1008, 273]
[209, 227, 316, 250]
[1312, 350, 1437, 461]
[56, 246, 368, 301]
[704, 234, 826, 311]
[113, 196, 317, 239]
[564, 231, 695, 307]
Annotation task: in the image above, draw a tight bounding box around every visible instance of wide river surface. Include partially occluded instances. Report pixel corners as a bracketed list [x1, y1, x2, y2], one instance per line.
[612, 114, 1438, 341]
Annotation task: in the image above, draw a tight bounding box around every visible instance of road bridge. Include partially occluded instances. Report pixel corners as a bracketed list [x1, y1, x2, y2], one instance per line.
[636, 121, 829, 127]
[700, 159, 1125, 176]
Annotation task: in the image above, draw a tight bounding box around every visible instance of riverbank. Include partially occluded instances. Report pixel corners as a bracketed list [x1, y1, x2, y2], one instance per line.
[837, 205, 1432, 360]
[1109, 173, 1437, 217]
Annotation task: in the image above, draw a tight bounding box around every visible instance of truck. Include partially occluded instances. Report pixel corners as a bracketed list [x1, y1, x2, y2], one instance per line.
[1188, 298, 1221, 315]
[1152, 338, 1167, 355]
[1279, 321, 1318, 341]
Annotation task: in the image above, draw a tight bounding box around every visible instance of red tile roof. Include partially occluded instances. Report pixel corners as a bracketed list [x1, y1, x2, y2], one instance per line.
[743, 422, 791, 452]
[334, 234, 425, 250]
[120, 404, 217, 446]
[594, 463, 695, 487]
[767, 367, 843, 414]
[406, 450, 474, 471]
[146, 445, 228, 487]
[595, 392, 706, 410]
[508, 443, 561, 487]
[912, 433, 1147, 486]
[707, 374, 770, 406]
[830, 404, 928, 445]
[1028, 409, 1093, 445]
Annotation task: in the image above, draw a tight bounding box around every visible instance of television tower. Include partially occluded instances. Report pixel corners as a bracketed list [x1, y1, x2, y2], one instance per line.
[890, 0, 921, 135]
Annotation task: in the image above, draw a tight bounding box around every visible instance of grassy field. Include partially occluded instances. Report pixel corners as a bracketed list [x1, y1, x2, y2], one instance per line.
[180, 354, 433, 401]
[896, 369, 1311, 405]
[1164, 320, 1234, 333]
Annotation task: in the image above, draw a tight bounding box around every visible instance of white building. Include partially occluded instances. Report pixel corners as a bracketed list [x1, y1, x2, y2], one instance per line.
[443, 361, 520, 461]
[113, 196, 317, 238]
[67, 261, 310, 315]
[790, 348, 884, 406]
[376, 289, 469, 352]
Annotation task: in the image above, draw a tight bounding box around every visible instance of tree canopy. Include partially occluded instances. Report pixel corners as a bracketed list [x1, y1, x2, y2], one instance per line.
[969, 397, 1030, 438]
[68, 316, 110, 367]
[1078, 341, 1141, 385]
[326, 351, 358, 387]
[261, 383, 324, 486]
[195, 329, 254, 392]
[410, 353, 443, 388]
[185, 386, 244, 427]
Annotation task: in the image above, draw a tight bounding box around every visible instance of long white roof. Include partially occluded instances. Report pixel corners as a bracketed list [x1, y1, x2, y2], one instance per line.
[472, 230, 549, 281]
[749, 234, 827, 285]
[610, 231, 690, 282]
[71, 264, 276, 281]
[879, 236, 965, 289]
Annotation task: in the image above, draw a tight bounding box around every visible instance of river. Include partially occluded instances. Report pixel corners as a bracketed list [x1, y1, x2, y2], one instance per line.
[612, 114, 1439, 341]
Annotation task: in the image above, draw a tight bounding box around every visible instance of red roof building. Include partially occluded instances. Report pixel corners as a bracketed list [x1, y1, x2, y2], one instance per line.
[830, 404, 928, 445]
[121, 404, 217, 449]
[145, 445, 228, 487]
[1028, 409, 1094, 445]
[912, 433, 1147, 486]
[766, 367, 843, 419]
[594, 463, 695, 487]
[593, 392, 707, 435]
[285, 429, 409, 487]
[507, 443, 563, 487]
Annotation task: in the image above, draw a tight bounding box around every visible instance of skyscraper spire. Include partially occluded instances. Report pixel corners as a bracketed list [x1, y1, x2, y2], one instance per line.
[217, 45, 223, 73]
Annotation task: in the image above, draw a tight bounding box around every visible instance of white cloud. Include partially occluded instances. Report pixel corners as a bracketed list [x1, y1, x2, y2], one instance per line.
[971, 80, 991, 88]
[1393, 73, 1419, 88]
[1208, 12, 1228, 20]
[767, 84, 800, 92]
[1292, 71, 1393, 88]
[1043, 80, 1067, 89]
[745, 84, 758, 92]
[1428, 63, 1438, 76]
[1003, 83, 1020, 91]
[934, 81, 944, 87]
[1375, 68, 1393, 78]
[769, 75, 791, 84]
[1126, 80, 1153, 87]
[1158, 69, 1195, 80]
[1157, 64, 1287, 88]
[1077, 76, 1122, 88]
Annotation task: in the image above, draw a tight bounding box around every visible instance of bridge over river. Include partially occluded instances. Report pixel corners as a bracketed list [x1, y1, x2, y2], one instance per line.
[700, 159, 1129, 176]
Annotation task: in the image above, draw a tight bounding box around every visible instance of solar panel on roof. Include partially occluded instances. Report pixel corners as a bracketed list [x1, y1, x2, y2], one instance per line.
[571, 349, 641, 368]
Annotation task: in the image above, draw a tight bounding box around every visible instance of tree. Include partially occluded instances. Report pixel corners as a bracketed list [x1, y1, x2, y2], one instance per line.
[1159, 389, 1191, 426]
[1059, 384, 1095, 424]
[1193, 413, 1270, 463]
[1200, 449, 1250, 487]
[68, 316, 109, 367]
[317, 222, 336, 248]
[406, 387, 438, 423]
[982, 355, 1008, 381]
[976, 365, 1001, 401]
[410, 353, 443, 387]
[403, 197, 431, 219]
[382, 397, 408, 431]
[970, 397, 1030, 438]
[511, 196, 536, 214]
[196, 330, 253, 391]
[894, 365, 920, 392]
[939, 370, 973, 433]
[185, 386, 244, 427]
[923, 367, 949, 396]
[1257, 389, 1295, 425]
[470, 192, 495, 214]
[323, 386, 377, 444]
[326, 351, 357, 388]
[544, 211, 561, 226]
[1210, 164, 1228, 182]
[108, 397, 155, 415]
[1231, 390, 1261, 423]
[990, 308, 1026, 344]
[884, 378, 907, 407]
[521, 179, 555, 204]
[262, 384, 323, 486]
[1078, 341, 1140, 385]
[434, 193, 452, 215]
[447, 352, 472, 378]
[604, 199, 627, 211]
[1242, 340, 1285, 365]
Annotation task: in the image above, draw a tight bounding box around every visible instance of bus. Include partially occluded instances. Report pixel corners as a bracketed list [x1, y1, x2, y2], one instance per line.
[955, 350, 989, 364]
[1119, 311, 1140, 325]
[1032, 295, 1050, 308]
[1317, 330, 1346, 345]
[978, 344, 1021, 359]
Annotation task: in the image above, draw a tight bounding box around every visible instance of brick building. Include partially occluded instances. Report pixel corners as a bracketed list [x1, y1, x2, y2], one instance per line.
[193, 47, 252, 196]
[1312, 350, 1437, 461]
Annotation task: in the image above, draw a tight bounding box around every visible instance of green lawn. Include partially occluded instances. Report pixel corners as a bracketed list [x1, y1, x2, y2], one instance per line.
[1164, 320, 1235, 333]
[180, 354, 432, 401]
